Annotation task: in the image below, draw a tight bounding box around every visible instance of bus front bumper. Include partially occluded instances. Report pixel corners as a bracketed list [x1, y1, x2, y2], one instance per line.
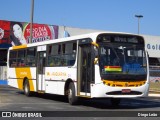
[90, 82, 149, 98]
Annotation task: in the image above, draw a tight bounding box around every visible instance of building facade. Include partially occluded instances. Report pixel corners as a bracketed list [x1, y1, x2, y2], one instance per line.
[1, 20, 160, 85]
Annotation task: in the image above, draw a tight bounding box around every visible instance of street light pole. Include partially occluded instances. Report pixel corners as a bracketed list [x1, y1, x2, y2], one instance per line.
[30, 0, 34, 43]
[135, 15, 143, 34]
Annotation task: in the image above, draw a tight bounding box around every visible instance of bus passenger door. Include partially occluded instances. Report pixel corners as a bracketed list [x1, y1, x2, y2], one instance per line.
[37, 51, 46, 92]
[77, 39, 94, 97]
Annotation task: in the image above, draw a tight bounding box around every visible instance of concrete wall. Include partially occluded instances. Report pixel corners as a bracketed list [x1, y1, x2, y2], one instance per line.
[0, 66, 7, 80]
[143, 35, 160, 58]
[58, 26, 104, 38]
[0, 66, 7, 85]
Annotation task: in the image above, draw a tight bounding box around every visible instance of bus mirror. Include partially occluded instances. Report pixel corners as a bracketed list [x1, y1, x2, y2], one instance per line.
[91, 42, 99, 48]
[79, 39, 92, 45]
[94, 47, 98, 57]
[92, 43, 98, 64]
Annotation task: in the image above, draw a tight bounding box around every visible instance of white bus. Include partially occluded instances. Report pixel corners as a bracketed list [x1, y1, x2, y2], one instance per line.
[7, 32, 149, 106]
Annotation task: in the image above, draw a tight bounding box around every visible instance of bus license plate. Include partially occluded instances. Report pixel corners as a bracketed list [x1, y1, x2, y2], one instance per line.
[122, 89, 131, 93]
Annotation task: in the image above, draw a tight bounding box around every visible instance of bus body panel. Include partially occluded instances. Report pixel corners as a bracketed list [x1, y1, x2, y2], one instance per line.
[90, 82, 149, 98]
[94, 65, 101, 84]
[8, 67, 37, 91]
[45, 67, 77, 95]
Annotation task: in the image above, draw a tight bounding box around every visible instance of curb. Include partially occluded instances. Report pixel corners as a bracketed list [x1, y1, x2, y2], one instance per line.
[148, 93, 160, 97]
[149, 90, 160, 97]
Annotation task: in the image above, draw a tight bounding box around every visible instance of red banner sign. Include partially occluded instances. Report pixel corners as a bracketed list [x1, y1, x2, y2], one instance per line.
[24, 23, 52, 43]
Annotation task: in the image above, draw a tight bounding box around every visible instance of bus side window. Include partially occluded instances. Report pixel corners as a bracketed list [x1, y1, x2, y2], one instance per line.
[47, 42, 77, 67]
[17, 50, 26, 67]
[9, 50, 17, 67]
[26, 47, 36, 67]
[47, 44, 60, 66]
[63, 42, 77, 66]
[10, 59, 17, 67]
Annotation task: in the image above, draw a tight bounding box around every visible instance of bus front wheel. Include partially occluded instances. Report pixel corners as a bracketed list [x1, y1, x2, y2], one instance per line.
[68, 82, 78, 105]
[24, 80, 31, 96]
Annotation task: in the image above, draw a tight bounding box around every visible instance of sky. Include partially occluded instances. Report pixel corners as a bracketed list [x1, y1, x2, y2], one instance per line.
[1, 0, 160, 36]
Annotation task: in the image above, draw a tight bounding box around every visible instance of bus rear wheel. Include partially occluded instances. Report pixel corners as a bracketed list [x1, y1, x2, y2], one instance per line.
[68, 82, 78, 105]
[24, 80, 32, 96]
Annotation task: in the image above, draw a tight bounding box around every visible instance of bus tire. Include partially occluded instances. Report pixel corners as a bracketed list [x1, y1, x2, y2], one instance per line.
[111, 98, 121, 107]
[68, 82, 78, 105]
[24, 80, 31, 96]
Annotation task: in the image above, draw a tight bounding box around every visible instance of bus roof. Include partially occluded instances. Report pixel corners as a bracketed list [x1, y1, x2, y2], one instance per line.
[9, 31, 143, 50]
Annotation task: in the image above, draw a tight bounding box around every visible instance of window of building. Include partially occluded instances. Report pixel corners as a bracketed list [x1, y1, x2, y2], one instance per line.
[149, 57, 160, 71]
[0, 49, 8, 66]
[149, 58, 160, 66]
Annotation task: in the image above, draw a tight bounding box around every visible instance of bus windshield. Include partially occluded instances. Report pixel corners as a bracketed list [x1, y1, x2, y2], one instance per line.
[98, 43, 147, 80]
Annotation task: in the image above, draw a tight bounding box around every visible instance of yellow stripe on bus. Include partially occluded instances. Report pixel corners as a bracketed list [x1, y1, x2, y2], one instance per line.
[15, 68, 34, 91]
[103, 79, 146, 87]
[12, 45, 27, 50]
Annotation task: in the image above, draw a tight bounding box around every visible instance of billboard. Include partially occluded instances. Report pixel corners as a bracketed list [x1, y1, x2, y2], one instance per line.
[0, 20, 59, 47]
[0, 20, 10, 44]
[10, 22, 58, 46]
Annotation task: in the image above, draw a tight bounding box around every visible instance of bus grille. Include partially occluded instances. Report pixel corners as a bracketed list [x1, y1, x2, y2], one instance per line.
[106, 91, 142, 95]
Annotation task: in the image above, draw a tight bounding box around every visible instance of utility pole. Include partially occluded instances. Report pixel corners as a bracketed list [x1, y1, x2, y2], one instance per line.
[30, 0, 34, 43]
[135, 15, 143, 34]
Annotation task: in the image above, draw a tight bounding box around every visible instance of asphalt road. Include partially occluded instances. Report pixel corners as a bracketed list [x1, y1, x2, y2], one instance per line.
[0, 85, 160, 120]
